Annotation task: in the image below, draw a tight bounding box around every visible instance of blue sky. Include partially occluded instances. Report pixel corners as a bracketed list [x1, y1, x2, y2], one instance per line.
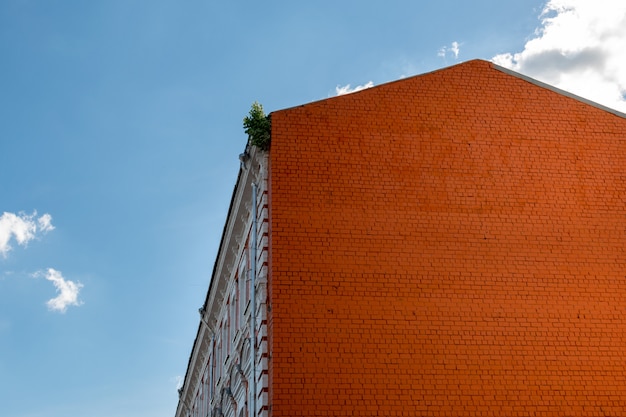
[1, 1, 625, 416]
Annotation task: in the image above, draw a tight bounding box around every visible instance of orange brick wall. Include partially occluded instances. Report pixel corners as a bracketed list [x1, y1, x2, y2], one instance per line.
[267, 60, 626, 416]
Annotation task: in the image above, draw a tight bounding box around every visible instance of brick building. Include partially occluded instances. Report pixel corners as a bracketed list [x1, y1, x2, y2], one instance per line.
[175, 59, 626, 417]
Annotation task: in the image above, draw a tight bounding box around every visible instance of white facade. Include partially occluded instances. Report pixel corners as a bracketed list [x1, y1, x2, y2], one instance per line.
[175, 146, 269, 417]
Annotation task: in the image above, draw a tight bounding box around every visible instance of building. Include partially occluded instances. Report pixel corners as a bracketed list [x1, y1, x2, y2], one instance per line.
[175, 59, 626, 417]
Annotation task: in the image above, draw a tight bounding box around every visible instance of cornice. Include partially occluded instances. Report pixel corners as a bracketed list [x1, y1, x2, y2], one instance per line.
[175, 145, 266, 417]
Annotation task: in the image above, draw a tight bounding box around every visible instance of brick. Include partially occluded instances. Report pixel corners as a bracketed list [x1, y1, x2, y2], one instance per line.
[267, 60, 626, 416]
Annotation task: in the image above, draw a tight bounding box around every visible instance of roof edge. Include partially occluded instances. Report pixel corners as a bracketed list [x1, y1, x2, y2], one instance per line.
[272, 59, 626, 120]
[489, 61, 626, 119]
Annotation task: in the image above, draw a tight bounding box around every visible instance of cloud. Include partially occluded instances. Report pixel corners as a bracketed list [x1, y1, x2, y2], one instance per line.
[492, 0, 626, 113]
[335, 81, 374, 96]
[38, 213, 55, 233]
[0, 211, 55, 257]
[34, 268, 83, 313]
[438, 41, 461, 60]
[174, 375, 184, 390]
[0, 213, 79, 313]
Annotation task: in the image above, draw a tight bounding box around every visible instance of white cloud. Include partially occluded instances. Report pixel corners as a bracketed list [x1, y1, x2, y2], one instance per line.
[1, 214, 79, 313]
[34, 268, 83, 313]
[335, 81, 374, 96]
[174, 375, 184, 390]
[38, 213, 55, 233]
[492, 0, 626, 113]
[438, 41, 461, 60]
[0, 211, 55, 257]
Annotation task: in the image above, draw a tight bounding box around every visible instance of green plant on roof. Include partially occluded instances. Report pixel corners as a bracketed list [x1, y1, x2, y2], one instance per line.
[243, 101, 271, 151]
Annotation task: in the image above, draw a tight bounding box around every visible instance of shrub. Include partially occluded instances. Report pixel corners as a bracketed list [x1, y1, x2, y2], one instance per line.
[243, 102, 271, 151]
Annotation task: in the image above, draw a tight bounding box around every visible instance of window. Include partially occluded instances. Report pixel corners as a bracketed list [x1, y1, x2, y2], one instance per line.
[203, 363, 210, 414]
[198, 376, 204, 417]
[231, 283, 238, 337]
[211, 339, 217, 393]
[215, 334, 222, 382]
[239, 251, 249, 321]
[223, 308, 230, 359]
